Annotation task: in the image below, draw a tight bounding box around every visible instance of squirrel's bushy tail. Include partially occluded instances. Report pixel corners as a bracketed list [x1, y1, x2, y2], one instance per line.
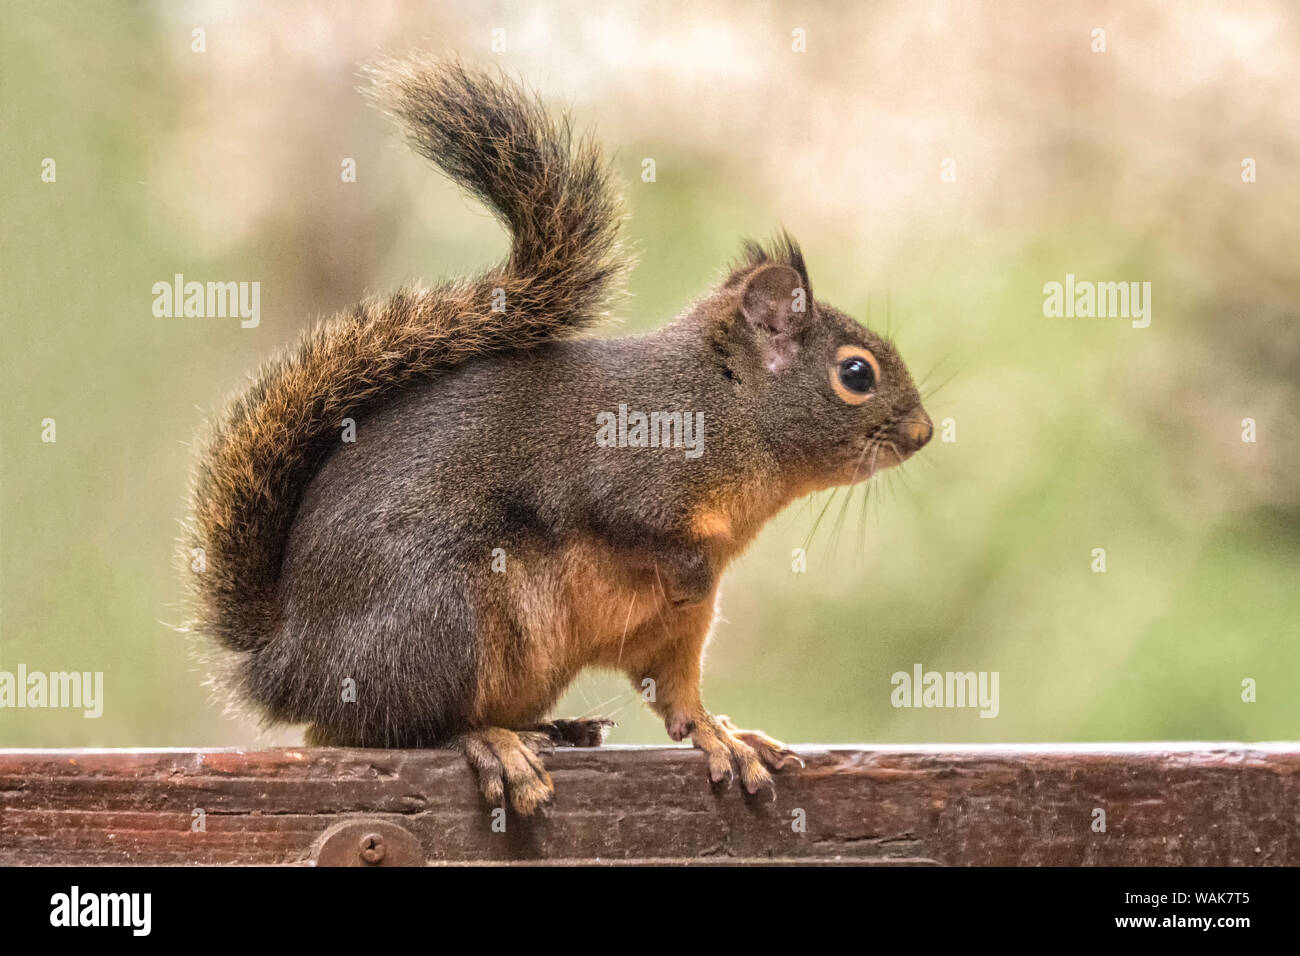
[184, 59, 627, 652]
[374, 58, 625, 318]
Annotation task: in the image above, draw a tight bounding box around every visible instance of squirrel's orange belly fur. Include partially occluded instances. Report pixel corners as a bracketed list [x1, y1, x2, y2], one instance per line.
[472, 535, 704, 729]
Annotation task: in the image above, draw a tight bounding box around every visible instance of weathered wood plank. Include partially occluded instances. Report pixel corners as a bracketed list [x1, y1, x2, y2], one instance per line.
[0, 745, 1295, 865]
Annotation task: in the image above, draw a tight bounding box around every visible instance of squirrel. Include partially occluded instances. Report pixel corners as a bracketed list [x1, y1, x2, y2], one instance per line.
[183, 57, 933, 815]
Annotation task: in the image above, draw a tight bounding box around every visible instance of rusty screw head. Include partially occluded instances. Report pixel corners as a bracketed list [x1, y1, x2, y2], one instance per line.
[358, 832, 386, 865]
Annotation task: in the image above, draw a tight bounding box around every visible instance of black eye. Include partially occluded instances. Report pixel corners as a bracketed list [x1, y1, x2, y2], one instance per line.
[838, 356, 876, 394]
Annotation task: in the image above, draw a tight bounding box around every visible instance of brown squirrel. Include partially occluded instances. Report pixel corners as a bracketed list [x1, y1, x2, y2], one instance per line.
[184, 58, 932, 814]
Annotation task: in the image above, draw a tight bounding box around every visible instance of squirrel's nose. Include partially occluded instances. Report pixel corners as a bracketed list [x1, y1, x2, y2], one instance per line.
[903, 411, 933, 449]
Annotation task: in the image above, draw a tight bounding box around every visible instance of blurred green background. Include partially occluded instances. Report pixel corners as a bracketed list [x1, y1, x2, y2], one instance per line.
[2, 0, 1297, 748]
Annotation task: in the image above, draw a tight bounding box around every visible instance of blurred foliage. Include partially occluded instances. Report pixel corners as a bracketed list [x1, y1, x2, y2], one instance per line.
[1, 0, 1297, 747]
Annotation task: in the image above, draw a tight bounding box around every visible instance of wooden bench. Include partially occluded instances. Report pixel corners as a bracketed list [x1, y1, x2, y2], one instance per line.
[1, 744, 1295, 865]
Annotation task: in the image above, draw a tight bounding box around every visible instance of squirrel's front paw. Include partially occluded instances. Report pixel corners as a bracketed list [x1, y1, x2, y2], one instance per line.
[673, 712, 803, 797]
[716, 716, 805, 774]
[453, 728, 555, 815]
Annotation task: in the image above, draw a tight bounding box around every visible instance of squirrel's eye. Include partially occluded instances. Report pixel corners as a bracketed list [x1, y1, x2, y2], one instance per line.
[839, 357, 875, 393]
[830, 346, 880, 405]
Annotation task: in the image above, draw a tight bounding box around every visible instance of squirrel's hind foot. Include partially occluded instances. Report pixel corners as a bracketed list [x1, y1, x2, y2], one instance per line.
[526, 717, 615, 748]
[453, 728, 555, 815]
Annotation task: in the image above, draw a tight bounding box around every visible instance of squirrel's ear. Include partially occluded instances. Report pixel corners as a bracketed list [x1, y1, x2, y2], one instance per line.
[739, 264, 810, 370]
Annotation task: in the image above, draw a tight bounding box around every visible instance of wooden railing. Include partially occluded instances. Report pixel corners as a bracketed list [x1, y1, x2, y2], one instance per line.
[1, 744, 1295, 865]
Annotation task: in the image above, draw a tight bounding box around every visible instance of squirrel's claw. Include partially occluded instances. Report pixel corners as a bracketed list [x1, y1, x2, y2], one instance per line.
[707, 752, 735, 787]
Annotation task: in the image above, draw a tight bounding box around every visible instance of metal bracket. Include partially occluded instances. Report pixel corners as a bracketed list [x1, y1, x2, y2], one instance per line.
[311, 819, 424, 867]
